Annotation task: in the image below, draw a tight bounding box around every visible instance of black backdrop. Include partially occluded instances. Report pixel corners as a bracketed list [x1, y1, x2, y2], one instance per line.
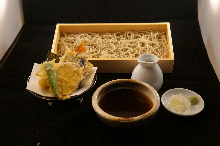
[0, 0, 220, 145]
[23, 0, 198, 24]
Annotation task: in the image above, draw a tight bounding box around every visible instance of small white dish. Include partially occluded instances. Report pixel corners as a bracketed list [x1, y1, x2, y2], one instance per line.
[161, 88, 204, 116]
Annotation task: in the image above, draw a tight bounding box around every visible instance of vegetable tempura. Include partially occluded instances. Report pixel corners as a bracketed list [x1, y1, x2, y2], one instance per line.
[36, 43, 93, 99]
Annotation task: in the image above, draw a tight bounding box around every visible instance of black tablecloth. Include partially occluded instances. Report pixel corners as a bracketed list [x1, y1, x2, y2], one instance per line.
[1, 0, 220, 145]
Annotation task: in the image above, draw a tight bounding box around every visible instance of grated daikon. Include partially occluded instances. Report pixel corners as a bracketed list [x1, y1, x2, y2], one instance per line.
[167, 94, 192, 114]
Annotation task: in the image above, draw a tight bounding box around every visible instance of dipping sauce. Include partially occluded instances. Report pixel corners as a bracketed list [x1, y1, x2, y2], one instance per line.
[98, 88, 153, 118]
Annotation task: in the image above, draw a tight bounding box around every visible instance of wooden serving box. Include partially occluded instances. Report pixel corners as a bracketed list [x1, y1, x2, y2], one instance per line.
[51, 23, 174, 73]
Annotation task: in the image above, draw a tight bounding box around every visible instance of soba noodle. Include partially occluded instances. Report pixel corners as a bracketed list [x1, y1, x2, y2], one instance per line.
[57, 31, 169, 58]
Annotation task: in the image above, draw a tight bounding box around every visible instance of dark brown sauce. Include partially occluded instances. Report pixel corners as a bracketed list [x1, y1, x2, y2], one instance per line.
[98, 88, 153, 118]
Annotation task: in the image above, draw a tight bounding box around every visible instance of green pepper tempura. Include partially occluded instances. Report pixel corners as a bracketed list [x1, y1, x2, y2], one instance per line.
[44, 62, 59, 96]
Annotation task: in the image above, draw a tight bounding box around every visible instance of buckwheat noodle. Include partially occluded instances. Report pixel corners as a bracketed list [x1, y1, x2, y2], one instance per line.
[57, 31, 169, 58]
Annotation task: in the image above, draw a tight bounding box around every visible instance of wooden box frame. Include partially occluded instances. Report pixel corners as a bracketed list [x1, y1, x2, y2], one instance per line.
[52, 23, 174, 73]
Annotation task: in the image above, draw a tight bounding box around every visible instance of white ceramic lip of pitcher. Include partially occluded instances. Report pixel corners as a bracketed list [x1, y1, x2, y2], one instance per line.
[138, 54, 159, 64]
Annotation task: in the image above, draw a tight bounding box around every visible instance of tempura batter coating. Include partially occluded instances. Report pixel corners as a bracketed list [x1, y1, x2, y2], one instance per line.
[57, 62, 84, 96]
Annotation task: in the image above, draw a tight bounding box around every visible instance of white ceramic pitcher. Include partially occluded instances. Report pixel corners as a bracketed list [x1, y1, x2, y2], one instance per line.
[131, 54, 163, 91]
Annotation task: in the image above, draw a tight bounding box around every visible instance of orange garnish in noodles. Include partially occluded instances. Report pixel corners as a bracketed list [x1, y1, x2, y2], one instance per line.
[74, 42, 87, 53]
